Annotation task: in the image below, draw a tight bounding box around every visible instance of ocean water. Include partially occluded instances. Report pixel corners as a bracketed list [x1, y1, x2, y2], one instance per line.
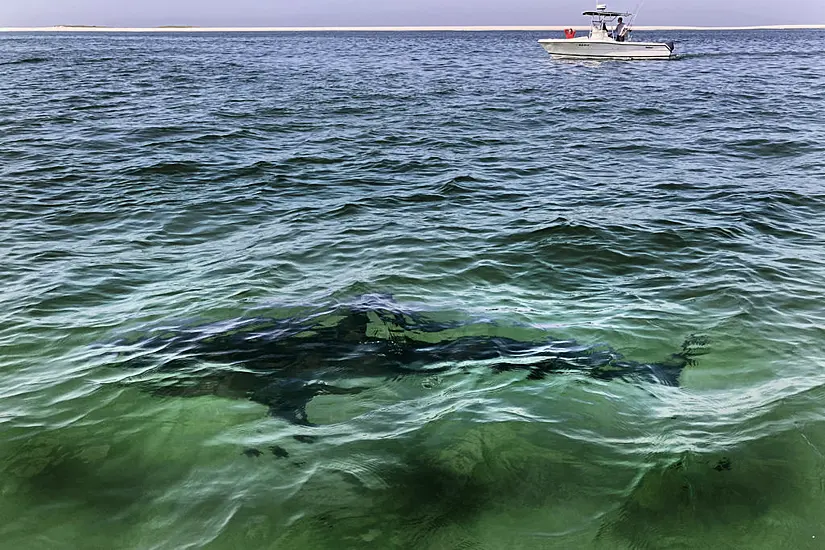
[2, 29, 825, 549]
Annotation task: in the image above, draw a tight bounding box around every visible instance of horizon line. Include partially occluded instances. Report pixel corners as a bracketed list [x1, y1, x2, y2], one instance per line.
[2, 24, 824, 33]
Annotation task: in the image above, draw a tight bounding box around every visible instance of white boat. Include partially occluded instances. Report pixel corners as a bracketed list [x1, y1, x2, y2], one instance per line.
[539, 4, 675, 60]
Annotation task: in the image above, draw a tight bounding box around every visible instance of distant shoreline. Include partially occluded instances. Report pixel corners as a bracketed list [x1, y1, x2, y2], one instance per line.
[1, 24, 824, 33]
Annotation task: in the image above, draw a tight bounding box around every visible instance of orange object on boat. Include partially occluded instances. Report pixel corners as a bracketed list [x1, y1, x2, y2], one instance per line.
[564, 28, 576, 39]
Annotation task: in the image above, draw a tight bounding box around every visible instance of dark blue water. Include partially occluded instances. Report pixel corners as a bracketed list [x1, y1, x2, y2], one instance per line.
[1, 29, 825, 549]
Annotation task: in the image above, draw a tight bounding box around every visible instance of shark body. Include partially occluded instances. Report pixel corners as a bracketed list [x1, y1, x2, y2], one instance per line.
[116, 296, 708, 425]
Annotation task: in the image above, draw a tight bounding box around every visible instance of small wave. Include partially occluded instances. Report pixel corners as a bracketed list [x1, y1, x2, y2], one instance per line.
[383, 192, 445, 205]
[128, 126, 190, 140]
[0, 57, 49, 66]
[329, 105, 370, 115]
[480, 105, 514, 113]
[747, 219, 816, 240]
[653, 181, 699, 191]
[748, 189, 825, 208]
[357, 157, 450, 173]
[320, 202, 364, 219]
[282, 155, 345, 167]
[189, 130, 256, 144]
[83, 57, 115, 63]
[678, 50, 814, 60]
[728, 138, 820, 158]
[501, 217, 604, 242]
[558, 104, 601, 114]
[124, 161, 203, 176]
[438, 175, 482, 195]
[607, 144, 706, 157]
[221, 160, 279, 179]
[625, 107, 671, 116]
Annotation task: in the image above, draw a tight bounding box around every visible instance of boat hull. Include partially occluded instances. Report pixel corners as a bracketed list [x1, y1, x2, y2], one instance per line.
[538, 38, 675, 60]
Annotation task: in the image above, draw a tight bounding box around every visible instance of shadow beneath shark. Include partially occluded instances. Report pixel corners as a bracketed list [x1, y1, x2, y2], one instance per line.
[113, 295, 709, 425]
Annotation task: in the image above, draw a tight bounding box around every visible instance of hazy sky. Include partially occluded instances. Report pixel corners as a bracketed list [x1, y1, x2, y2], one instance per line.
[2, 0, 823, 27]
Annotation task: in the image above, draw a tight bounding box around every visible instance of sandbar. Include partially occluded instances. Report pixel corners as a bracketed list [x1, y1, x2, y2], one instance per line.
[1, 24, 824, 32]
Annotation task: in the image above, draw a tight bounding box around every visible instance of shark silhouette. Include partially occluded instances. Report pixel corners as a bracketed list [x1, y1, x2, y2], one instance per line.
[115, 295, 708, 425]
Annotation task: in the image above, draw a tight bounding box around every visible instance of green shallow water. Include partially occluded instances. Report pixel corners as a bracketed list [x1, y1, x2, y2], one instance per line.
[1, 29, 825, 549]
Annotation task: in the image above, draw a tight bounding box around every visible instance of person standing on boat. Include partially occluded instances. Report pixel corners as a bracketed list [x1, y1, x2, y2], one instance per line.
[614, 17, 627, 41]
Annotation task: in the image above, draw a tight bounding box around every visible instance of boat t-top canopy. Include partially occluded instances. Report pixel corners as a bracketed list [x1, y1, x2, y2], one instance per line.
[583, 10, 630, 16]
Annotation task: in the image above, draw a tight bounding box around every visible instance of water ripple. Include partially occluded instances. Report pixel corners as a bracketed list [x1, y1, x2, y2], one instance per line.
[1, 28, 825, 549]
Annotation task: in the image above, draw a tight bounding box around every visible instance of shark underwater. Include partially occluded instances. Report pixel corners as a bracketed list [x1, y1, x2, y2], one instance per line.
[114, 295, 709, 426]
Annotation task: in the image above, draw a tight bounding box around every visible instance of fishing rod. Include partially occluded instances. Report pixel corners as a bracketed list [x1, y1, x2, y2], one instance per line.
[628, 0, 647, 30]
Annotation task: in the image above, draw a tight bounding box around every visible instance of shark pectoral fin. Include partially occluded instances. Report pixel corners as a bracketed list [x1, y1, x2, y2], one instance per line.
[268, 401, 315, 426]
[250, 379, 314, 426]
[254, 380, 367, 426]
